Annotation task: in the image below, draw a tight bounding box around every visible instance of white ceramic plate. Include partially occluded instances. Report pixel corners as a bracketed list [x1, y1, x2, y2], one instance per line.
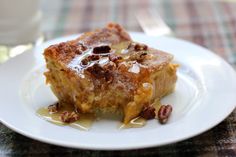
[0, 32, 236, 150]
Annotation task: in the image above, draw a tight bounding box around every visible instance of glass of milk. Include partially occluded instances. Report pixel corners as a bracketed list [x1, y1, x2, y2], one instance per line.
[0, 0, 43, 63]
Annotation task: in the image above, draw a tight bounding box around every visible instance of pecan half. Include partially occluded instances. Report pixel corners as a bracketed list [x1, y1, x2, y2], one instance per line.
[157, 105, 172, 124]
[60, 111, 79, 123]
[93, 45, 111, 54]
[48, 102, 60, 113]
[140, 105, 156, 120]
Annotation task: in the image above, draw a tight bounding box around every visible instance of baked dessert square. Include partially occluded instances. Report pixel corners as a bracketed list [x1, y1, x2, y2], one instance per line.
[44, 23, 178, 124]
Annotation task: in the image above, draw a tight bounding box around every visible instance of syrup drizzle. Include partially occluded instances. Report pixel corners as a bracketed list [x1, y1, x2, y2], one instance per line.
[67, 41, 138, 75]
[118, 99, 161, 129]
[36, 104, 95, 131]
[37, 98, 161, 131]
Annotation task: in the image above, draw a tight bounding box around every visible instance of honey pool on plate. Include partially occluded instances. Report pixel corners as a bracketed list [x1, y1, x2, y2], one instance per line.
[36, 105, 95, 131]
[36, 100, 162, 130]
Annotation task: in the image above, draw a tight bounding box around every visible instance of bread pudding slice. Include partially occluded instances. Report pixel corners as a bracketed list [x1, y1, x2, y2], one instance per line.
[44, 23, 178, 124]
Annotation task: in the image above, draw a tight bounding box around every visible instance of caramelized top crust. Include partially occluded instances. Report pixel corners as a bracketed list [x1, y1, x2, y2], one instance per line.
[44, 23, 173, 90]
[44, 23, 131, 64]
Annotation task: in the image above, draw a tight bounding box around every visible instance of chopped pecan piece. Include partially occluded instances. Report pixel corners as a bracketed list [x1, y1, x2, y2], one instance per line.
[86, 63, 106, 79]
[104, 61, 116, 71]
[105, 72, 113, 83]
[157, 104, 172, 124]
[58, 42, 87, 55]
[77, 43, 87, 52]
[87, 63, 114, 83]
[81, 58, 89, 66]
[128, 42, 148, 51]
[140, 105, 156, 120]
[127, 42, 135, 50]
[93, 45, 111, 54]
[81, 54, 100, 66]
[75, 48, 82, 54]
[109, 54, 122, 63]
[129, 51, 147, 62]
[88, 54, 100, 61]
[48, 102, 60, 113]
[134, 43, 148, 51]
[60, 111, 79, 123]
[58, 42, 72, 54]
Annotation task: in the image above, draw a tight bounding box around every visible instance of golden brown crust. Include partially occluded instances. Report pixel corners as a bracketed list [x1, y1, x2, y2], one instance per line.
[44, 23, 131, 65]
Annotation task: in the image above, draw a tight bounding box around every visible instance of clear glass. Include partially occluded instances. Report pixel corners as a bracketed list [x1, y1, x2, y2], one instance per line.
[0, 0, 43, 63]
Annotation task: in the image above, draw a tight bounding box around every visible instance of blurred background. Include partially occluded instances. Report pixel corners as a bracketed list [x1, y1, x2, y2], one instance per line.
[1, 0, 236, 66]
[40, 0, 236, 67]
[0, 0, 236, 156]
